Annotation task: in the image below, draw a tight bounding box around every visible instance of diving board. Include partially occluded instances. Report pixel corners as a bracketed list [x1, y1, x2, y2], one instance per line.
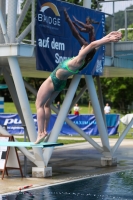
[0, 142, 64, 148]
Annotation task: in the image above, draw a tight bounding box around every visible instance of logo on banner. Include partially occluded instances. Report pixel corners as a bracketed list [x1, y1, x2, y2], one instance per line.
[40, 2, 60, 16]
[38, 2, 61, 27]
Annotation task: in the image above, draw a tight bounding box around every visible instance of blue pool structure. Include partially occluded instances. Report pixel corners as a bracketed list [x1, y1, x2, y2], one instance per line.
[2, 169, 133, 200]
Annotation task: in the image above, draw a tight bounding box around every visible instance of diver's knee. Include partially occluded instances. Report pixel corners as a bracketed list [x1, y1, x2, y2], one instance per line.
[35, 99, 44, 110]
[44, 102, 50, 108]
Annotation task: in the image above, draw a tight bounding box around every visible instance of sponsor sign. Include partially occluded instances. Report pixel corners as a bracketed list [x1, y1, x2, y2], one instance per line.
[0, 114, 119, 136]
[36, 0, 105, 75]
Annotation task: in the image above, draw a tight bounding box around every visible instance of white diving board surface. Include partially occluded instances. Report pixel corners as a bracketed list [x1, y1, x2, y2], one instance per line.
[0, 142, 64, 148]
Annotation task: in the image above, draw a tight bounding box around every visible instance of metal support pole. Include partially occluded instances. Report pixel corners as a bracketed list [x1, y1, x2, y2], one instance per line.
[51, 104, 103, 153]
[111, 31, 114, 65]
[96, 76, 106, 126]
[24, 126, 27, 177]
[7, 57, 44, 164]
[125, 9, 127, 41]
[16, 0, 32, 34]
[112, 1, 115, 24]
[0, 0, 6, 44]
[85, 75, 111, 155]
[69, 85, 87, 113]
[31, 0, 35, 45]
[83, 0, 91, 8]
[43, 75, 81, 166]
[7, 0, 18, 43]
[97, 1, 100, 10]
[0, 10, 9, 43]
[112, 118, 133, 155]
[3, 67, 29, 140]
[24, 80, 37, 95]
[111, 3, 114, 65]
[16, 22, 32, 43]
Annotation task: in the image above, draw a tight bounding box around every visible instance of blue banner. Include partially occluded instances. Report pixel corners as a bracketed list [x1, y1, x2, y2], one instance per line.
[36, 0, 105, 75]
[47, 114, 119, 135]
[0, 114, 119, 136]
[0, 114, 37, 134]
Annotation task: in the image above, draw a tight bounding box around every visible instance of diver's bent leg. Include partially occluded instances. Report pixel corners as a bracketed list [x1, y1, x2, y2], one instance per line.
[35, 77, 54, 144]
[44, 91, 60, 132]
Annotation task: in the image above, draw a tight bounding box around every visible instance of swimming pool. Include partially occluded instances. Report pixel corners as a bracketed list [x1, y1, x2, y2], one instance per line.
[2, 169, 133, 200]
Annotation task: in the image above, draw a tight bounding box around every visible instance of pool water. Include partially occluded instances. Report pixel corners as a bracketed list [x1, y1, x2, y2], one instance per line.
[2, 170, 133, 200]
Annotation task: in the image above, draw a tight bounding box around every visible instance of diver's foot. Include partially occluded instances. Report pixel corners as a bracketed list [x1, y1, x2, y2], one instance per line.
[34, 133, 47, 144]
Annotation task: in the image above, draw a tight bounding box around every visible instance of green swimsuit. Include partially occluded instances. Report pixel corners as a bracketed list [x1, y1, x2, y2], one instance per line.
[50, 58, 84, 91]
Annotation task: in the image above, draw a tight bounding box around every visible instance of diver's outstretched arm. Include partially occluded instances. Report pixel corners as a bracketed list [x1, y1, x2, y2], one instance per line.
[77, 31, 122, 61]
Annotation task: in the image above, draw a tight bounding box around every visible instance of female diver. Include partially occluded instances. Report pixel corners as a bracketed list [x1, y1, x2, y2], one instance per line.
[35, 31, 122, 144]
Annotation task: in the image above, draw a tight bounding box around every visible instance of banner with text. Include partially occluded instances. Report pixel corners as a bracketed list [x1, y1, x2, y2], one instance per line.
[36, 0, 105, 75]
[0, 114, 119, 136]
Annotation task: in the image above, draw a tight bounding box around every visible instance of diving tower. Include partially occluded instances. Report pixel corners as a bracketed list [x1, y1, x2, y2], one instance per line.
[0, 0, 133, 177]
